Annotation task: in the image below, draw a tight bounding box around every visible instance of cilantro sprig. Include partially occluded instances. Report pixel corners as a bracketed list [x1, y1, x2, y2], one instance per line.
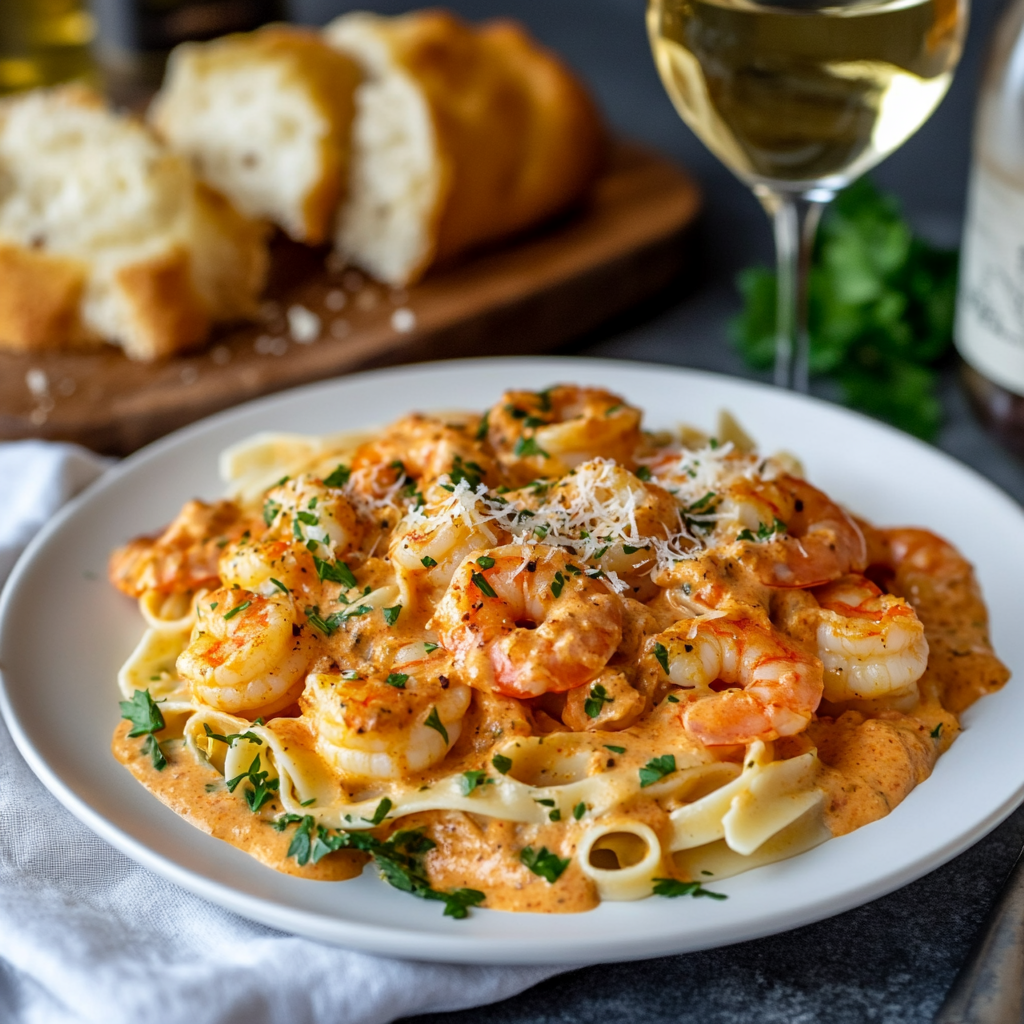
[730, 177, 957, 440]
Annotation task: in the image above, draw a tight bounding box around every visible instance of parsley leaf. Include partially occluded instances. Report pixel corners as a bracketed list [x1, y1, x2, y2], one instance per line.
[262, 498, 281, 526]
[449, 455, 486, 489]
[550, 571, 565, 599]
[314, 557, 358, 588]
[423, 642, 439, 654]
[385, 673, 408, 689]
[382, 605, 402, 626]
[365, 797, 392, 826]
[639, 754, 677, 788]
[514, 435, 549, 459]
[584, 683, 614, 719]
[520, 845, 570, 883]
[281, 818, 485, 917]
[460, 770, 490, 795]
[573, 801, 586, 820]
[226, 753, 279, 812]
[492, 753, 513, 775]
[142, 734, 166, 771]
[420, 555, 438, 568]
[471, 571, 497, 598]
[119, 689, 165, 737]
[223, 600, 251, 621]
[730, 176, 956, 440]
[604, 744, 626, 754]
[203, 723, 263, 747]
[476, 555, 495, 570]
[424, 707, 449, 746]
[635, 465, 652, 482]
[654, 642, 670, 675]
[653, 877, 727, 900]
[323, 464, 352, 487]
[930, 722, 943, 739]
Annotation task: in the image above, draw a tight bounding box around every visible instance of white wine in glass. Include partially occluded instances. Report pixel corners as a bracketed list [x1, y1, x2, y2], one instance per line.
[648, 0, 967, 389]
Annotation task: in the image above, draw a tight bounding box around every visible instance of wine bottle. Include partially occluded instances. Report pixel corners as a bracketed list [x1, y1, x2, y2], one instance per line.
[955, 0, 1024, 456]
[91, 0, 287, 104]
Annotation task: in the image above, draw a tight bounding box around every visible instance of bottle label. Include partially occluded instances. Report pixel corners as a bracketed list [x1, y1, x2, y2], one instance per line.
[956, 163, 1024, 397]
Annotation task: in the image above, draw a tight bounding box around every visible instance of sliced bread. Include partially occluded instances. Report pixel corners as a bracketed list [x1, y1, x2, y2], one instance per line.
[150, 26, 362, 245]
[324, 10, 607, 286]
[0, 85, 268, 359]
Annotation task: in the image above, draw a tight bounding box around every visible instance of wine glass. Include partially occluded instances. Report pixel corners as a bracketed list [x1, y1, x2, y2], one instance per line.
[647, 0, 968, 390]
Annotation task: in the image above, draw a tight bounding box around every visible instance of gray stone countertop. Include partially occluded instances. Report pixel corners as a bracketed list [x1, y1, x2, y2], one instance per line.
[294, 0, 1024, 1018]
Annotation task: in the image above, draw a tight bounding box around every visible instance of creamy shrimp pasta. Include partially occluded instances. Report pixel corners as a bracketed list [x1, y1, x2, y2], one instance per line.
[108, 385, 1010, 915]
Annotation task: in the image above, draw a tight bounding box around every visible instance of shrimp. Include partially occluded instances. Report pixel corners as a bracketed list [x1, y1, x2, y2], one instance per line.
[777, 575, 928, 703]
[872, 528, 1010, 713]
[108, 500, 252, 598]
[721, 475, 867, 589]
[347, 414, 498, 504]
[177, 587, 313, 716]
[389, 482, 512, 613]
[301, 651, 471, 779]
[652, 617, 823, 746]
[486, 386, 642, 486]
[431, 544, 624, 699]
[262, 474, 367, 560]
[218, 536, 321, 603]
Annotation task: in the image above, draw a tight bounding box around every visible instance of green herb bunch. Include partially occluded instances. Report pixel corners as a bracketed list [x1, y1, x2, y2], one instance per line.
[730, 178, 958, 440]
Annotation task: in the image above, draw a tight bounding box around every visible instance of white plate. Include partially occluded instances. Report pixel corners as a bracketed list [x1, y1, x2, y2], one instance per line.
[1, 356, 1022, 965]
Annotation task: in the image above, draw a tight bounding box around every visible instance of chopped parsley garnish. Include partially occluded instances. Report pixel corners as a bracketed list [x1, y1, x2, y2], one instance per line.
[385, 673, 408, 689]
[931, 723, 943, 739]
[314, 557, 358, 588]
[424, 707, 449, 745]
[203, 723, 262, 747]
[584, 683, 614, 719]
[605, 403, 623, 416]
[281, 818, 485, 918]
[475, 411, 489, 441]
[119, 690, 169, 772]
[269, 577, 290, 595]
[573, 801, 586, 820]
[536, 388, 553, 412]
[534, 798, 555, 807]
[520, 845, 570, 884]
[737, 517, 787, 543]
[622, 544, 642, 555]
[654, 642, 670, 675]
[635, 466, 652, 481]
[120, 688, 165, 737]
[603, 744, 626, 755]
[653, 878, 727, 900]
[423, 642, 439, 654]
[514, 435, 549, 459]
[141, 735, 166, 771]
[365, 797, 393, 826]
[296, 511, 319, 527]
[471, 571, 497, 598]
[550, 571, 565, 599]
[323, 464, 351, 487]
[226, 753, 279, 812]
[420, 555, 438, 568]
[492, 753, 513, 775]
[639, 754, 677, 788]
[460, 770, 490, 795]
[548, 809, 561, 822]
[666, 694, 680, 704]
[223, 600, 252, 621]
[383, 605, 402, 626]
[449, 455, 486, 489]
[476, 555, 495, 570]
[262, 498, 281, 526]
[300, 797, 317, 807]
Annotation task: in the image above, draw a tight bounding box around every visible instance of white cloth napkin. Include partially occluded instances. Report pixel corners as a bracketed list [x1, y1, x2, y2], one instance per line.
[0, 441, 562, 1024]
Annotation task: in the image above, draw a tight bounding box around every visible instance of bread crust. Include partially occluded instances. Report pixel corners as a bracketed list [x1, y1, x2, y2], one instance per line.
[330, 9, 607, 284]
[0, 244, 91, 352]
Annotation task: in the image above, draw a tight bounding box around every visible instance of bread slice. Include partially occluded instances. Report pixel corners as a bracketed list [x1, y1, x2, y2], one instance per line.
[0, 85, 269, 360]
[150, 26, 362, 245]
[324, 10, 607, 286]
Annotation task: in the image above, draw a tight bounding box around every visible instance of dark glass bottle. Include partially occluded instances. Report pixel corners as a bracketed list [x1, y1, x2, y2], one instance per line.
[91, 0, 287, 105]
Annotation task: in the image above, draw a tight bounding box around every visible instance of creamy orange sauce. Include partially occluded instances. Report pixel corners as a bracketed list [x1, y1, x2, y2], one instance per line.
[112, 719, 366, 881]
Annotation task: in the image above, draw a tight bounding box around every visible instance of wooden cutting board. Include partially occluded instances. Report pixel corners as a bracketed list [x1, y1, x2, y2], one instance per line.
[0, 142, 700, 455]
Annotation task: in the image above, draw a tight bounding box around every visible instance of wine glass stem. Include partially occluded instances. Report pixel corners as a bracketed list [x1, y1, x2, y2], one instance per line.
[765, 192, 827, 392]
